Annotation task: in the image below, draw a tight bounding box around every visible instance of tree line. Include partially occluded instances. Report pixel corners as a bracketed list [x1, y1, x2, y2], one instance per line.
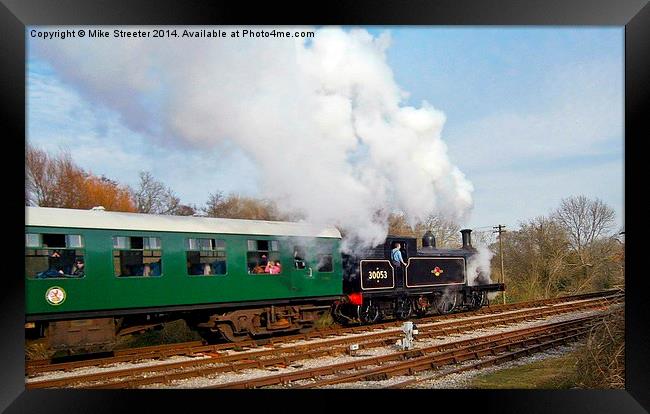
[493, 196, 623, 300]
[25, 145, 296, 220]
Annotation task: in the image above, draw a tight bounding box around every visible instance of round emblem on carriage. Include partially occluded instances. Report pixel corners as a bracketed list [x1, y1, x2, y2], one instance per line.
[45, 286, 66, 306]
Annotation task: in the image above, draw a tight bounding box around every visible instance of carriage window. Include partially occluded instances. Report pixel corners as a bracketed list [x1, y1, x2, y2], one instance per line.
[113, 236, 162, 277]
[293, 245, 306, 269]
[66, 235, 84, 248]
[186, 238, 227, 275]
[26, 233, 40, 247]
[113, 236, 129, 249]
[317, 254, 333, 272]
[42, 233, 66, 248]
[247, 239, 281, 274]
[25, 233, 85, 279]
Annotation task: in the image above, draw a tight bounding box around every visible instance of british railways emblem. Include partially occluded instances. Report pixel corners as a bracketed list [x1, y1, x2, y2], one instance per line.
[45, 286, 66, 306]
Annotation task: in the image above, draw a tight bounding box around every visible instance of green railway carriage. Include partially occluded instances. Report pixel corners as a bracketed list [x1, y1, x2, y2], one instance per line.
[25, 207, 343, 352]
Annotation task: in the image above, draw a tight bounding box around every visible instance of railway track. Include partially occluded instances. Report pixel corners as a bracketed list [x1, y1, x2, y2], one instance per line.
[26, 289, 622, 377]
[208, 314, 604, 389]
[298, 316, 601, 389]
[25, 293, 621, 389]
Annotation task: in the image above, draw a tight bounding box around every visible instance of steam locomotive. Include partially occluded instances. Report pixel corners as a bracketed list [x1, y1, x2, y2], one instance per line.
[333, 229, 505, 324]
[25, 207, 504, 354]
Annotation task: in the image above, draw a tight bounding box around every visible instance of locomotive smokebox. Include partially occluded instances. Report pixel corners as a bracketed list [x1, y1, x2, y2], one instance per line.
[422, 231, 436, 248]
[460, 229, 473, 249]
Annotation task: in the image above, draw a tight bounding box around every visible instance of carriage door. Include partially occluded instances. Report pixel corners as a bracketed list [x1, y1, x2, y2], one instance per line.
[291, 245, 310, 293]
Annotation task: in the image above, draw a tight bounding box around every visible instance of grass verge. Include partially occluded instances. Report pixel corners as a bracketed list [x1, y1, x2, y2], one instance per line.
[468, 351, 578, 389]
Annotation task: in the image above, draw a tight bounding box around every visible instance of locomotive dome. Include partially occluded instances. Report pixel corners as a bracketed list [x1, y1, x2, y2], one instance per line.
[25, 206, 341, 239]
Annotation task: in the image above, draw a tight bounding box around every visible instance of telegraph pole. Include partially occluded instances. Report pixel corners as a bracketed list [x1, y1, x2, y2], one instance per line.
[493, 225, 507, 304]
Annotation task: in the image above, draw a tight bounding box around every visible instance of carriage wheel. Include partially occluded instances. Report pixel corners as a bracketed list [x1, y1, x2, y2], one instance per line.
[217, 324, 250, 342]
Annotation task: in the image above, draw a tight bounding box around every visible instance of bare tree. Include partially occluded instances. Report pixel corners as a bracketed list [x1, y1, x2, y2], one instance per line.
[553, 195, 616, 258]
[26, 146, 60, 206]
[203, 191, 226, 217]
[133, 171, 181, 215]
[385, 213, 462, 249]
[498, 216, 571, 300]
[419, 215, 461, 248]
[25, 144, 136, 212]
[174, 204, 198, 216]
[202, 191, 289, 221]
[387, 213, 416, 238]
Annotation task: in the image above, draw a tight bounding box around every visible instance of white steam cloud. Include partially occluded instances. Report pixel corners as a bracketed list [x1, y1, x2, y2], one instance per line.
[466, 244, 494, 287]
[31, 26, 474, 249]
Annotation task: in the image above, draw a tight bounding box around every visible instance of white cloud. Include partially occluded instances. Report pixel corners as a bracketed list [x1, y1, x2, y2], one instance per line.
[465, 159, 624, 231]
[448, 59, 623, 169]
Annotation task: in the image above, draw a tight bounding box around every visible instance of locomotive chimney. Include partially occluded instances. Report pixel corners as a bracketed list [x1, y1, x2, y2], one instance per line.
[422, 231, 436, 248]
[460, 229, 473, 249]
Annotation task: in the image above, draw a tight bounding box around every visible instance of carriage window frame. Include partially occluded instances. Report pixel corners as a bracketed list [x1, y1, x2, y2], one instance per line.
[247, 239, 282, 275]
[26, 233, 41, 248]
[25, 232, 86, 280]
[185, 237, 228, 276]
[316, 253, 334, 273]
[112, 235, 163, 278]
[291, 242, 334, 272]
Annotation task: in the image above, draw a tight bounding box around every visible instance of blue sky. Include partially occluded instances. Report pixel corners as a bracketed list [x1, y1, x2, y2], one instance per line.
[27, 27, 624, 232]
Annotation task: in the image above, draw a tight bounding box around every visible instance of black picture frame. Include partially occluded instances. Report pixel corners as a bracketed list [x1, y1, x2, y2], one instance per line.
[1, 0, 647, 412]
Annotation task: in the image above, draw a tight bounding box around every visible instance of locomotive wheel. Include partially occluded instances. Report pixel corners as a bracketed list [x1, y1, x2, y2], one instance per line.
[436, 294, 458, 314]
[357, 303, 380, 324]
[470, 292, 488, 310]
[395, 297, 413, 320]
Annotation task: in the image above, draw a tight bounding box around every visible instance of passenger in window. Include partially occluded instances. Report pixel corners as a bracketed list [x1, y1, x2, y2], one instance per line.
[294, 249, 306, 269]
[260, 254, 268, 267]
[252, 264, 265, 274]
[213, 261, 226, 274]
[143, 263, 151, 277]
[266, 261, 281, 274]
[49, 250, 64, 275]
[203, 263, 212, 275]
[71, 258, 85, 277]
[264, 260, 273, 274]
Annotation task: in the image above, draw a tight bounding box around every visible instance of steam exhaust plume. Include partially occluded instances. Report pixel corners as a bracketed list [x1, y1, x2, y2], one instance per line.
[31, 27, 474, 251]
[466, 242, 499, 299]
[466, 244, 495, 286]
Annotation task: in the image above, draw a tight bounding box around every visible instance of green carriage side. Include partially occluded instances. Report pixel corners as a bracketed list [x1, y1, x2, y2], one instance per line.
[25, 207, 343, 351]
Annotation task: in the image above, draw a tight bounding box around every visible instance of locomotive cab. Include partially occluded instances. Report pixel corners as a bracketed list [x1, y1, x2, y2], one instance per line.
[384, 237, 416, 288]
[383, 237, 416, 262]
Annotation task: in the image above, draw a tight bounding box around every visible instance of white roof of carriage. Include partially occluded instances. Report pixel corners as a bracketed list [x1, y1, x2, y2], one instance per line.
[25, 207, 341, 239]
